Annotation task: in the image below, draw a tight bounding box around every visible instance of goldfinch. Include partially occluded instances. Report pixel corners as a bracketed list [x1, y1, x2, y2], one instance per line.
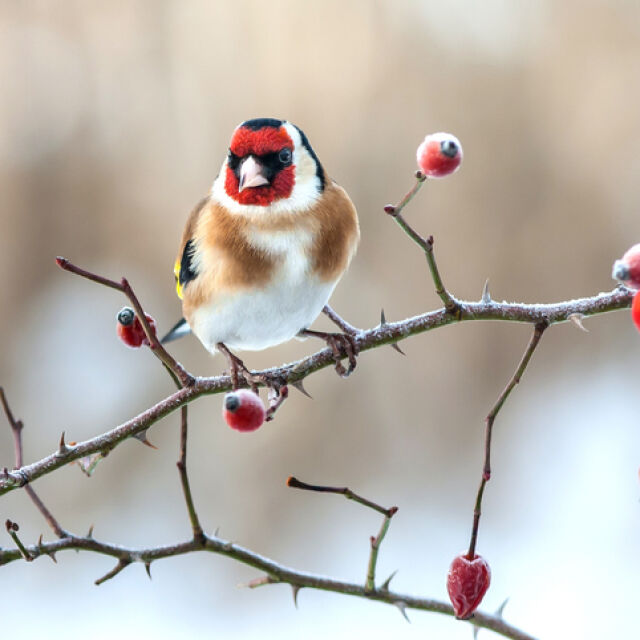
[164, 118, 360, 377]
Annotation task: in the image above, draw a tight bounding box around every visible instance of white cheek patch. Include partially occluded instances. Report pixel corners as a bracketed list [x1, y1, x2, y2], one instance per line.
[210, 121, 323, 217]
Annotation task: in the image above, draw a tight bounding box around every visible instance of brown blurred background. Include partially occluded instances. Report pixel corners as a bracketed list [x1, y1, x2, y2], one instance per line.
[1, 2, 639, 638]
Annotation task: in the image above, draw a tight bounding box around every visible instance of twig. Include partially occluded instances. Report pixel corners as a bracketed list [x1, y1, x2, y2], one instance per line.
[0, 287, 631, 498]
[55, 257, 194, 388]
[94, 557, 132, 585]
[0, 387, 23, 465]
[365, 507, 398, 592]
[5, 520, 32, 561]
[160, 361, 205, 544]
[287, 476, 396, 518]
[177, 404, 204, 543]
[384, 174, 458, 312]
[467, 321, 548, 558]
[0, 531, 536, 640]
[0, 388, 68, 538]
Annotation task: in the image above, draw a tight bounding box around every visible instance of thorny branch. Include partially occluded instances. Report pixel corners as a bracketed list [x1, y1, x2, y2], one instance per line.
[0, 286, 630, 498]
[0, 530, 535, 640]
[1, 173, 634, 640]
[0, 388, 68, 538]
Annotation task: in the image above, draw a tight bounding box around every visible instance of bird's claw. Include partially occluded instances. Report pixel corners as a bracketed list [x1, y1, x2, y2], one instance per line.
[300, 330, 359, 378]
[217, 343, 259, 392]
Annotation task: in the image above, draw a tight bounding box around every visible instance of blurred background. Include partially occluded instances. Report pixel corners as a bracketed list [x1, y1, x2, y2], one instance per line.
[1, 1, 639, 638]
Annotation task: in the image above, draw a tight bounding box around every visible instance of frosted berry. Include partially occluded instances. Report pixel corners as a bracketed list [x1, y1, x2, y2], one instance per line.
[417, 132, 463, 178]
[612, 243, 640, 290]
[632, 291, 640, 334]
[223, 389, 265, 432]
[116, 306, 156, 348]
[446, 553, 491, 619]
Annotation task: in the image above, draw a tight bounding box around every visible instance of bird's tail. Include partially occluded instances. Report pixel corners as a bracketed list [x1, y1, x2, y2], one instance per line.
[161, 317, 191, 344]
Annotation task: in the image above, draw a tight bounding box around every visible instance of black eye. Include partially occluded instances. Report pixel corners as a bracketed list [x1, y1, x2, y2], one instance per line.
[227, 149, 240, 169]
[278, 148, 292, 165]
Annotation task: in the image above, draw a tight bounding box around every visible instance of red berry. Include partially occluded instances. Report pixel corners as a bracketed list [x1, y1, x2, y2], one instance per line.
[632, 291, 640, 333]
[612, 243, 640, 290]
[417, 133, 463, 178]
[223, 390, 265, 432]
[116, 307, 156, 348]
[446, 553, 491, 619]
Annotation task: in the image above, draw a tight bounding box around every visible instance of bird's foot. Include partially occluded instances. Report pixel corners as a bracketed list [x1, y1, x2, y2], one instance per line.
[299, 329, 359, 378]
[217, 343, 260, 392]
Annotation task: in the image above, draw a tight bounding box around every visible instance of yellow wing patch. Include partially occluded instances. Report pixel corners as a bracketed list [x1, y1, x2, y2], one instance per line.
[173, 259, 184, 300]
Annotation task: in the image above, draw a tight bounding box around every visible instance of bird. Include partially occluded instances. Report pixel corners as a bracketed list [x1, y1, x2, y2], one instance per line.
[162, 117, 360, 382]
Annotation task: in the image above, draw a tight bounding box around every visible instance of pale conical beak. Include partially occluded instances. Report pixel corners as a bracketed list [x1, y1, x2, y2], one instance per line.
[238, 156, 270, 192]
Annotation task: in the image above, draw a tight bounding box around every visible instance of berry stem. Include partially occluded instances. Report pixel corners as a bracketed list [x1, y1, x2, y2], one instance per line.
[385, 177, 459, 313]
[467, 321, 547, 559]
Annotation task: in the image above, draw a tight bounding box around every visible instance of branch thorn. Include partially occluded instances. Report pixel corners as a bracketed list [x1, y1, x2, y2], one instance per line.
[380, 309, 405, 355]
[144, 561, 152, 580]
[393, 600, 411, 623]
[133, 429, 157, 449]
[389, 342, 405, 356]
[291, 584, 301, 608]
[57, 432, 71, 457]
[291, 380, 312, 399]
[568, 313, 589, 332]
[495, 597, 509, 619]
[482, 279, 492, 303]
[87, 524, 94, 538]
[380, 569, 397, 593]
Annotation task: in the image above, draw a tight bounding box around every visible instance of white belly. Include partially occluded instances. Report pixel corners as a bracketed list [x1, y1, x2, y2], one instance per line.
[191, 276, 335, 352]
[189, 228, 337, 353]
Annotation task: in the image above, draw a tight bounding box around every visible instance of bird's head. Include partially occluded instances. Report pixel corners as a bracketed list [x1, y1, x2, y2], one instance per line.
[213, 118, 325, 213]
